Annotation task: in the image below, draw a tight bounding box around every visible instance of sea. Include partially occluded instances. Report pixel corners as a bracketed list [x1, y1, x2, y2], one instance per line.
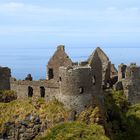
[0, 46, 140, 80]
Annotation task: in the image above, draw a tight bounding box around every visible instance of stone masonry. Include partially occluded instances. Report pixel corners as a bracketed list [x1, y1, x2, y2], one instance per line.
[88, 47, 111, 89]
[0, 67, 11, 90]
[46, 45, 73, 81]
[115, 63, 140, 104]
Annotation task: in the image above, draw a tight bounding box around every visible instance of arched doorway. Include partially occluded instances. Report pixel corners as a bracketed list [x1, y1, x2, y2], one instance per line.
[28, 86, 33, 97]
[40, 87, 45, 97]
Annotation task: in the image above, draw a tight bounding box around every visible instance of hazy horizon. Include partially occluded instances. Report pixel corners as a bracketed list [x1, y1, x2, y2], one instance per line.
[0, 0, 140, 79]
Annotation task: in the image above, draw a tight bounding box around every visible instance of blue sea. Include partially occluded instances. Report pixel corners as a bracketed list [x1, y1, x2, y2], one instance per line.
[0, 46, 140, 80]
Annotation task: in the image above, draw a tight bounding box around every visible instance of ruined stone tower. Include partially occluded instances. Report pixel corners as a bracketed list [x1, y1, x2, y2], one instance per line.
[0, 67, 11, 90]
[122, 63, 140, 104]
[47, 45, 72, 81]
[57, 49, 103, 113]
[58, 65, 102, 113]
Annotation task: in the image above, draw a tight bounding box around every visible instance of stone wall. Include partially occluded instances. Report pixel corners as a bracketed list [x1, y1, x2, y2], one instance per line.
[10, 79, 59, 101]
[122, 64, 140, 104]
[110, 64, 118, 78]
[88, 49, 102, 90]
[88, 47, 111, 89]
[118, 64, 127, 81]
[47, 45, 73, 81]
[0, 67, 11, 90]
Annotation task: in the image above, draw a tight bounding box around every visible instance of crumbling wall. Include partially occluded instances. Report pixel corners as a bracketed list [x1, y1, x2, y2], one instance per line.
[88, 48, 102, 90]
[0, 67, 11, 90]
[122, 64, 140, 104]
[47, 45, 73, 81]
[10, 79, 59, 101]
[110, 64, 118, 78]
[88, 47, 111, 89]
[118, 64, 127, 81]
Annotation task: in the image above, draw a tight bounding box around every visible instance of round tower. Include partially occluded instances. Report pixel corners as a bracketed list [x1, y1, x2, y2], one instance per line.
[57, 65, 99, 113]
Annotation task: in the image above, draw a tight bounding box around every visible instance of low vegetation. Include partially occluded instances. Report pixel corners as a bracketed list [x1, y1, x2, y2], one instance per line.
[0, 97, 69, 133]
[105, 89, 140, 140]
[77, 106, 105, 126]
[36, 122, 109, 140]
[1, 90, 140, 140]
[0, 90, 17, 102]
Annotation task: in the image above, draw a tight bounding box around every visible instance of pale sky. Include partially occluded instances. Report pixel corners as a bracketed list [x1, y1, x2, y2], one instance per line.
[0, 0, 140, 79]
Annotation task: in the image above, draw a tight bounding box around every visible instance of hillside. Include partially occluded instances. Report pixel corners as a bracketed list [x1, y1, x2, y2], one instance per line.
[0, 90, 140, 140]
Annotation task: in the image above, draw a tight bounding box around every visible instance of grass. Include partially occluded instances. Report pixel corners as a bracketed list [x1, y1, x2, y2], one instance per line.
[77, 106, 105, 125]
[0, 90, 17, 102]
[1, 89, 140, 140]
[104, 89, 140, 140]
[36, 122, 110, 140]
[0, 97, 69, 133]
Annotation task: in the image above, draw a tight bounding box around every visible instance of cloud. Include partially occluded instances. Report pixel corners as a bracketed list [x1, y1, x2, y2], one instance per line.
[0, 2, 26, 12]
[0, 2, 58, 14]
[0, 2, 139, 36]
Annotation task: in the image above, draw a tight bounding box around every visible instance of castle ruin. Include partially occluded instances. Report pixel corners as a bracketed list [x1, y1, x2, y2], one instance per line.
[10, 45, 110, 112]
[1, 45, 140, 111]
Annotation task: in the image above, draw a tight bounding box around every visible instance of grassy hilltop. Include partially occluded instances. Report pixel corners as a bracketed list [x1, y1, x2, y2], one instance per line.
[0, 90, 140, 140]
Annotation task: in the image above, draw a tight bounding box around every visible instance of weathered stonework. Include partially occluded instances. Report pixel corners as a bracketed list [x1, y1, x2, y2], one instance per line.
[124, 64, 140, 104]
[0, 67, 11, 90]
[110, 64, 118, 78]
[88, 47, 111, 89]
[58, 65, 102, 113]
[118, 63, 127, 81]
[10, 78, 59, 101]
[46, 45, 73, 81]
[116, 63, 140, 104]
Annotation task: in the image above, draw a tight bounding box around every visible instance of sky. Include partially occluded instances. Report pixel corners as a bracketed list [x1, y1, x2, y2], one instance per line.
[0, 0, 140, 79]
